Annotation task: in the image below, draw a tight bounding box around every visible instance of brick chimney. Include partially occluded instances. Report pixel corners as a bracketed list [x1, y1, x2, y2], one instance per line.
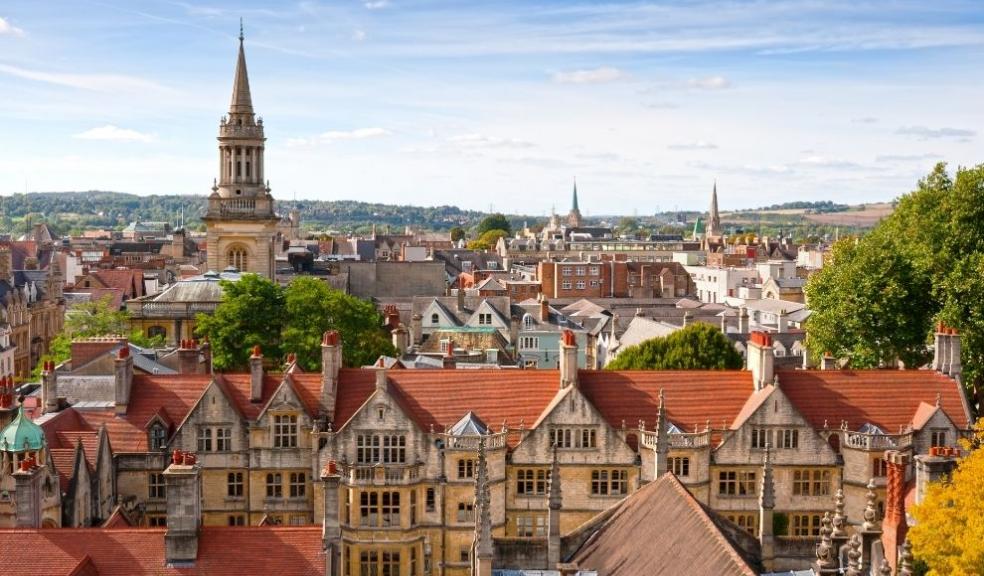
[41, 360, 59, 415]
[72, 336, 128, 369]
[114, 346, 134, 416]
[881, 450, 909, 574]
[320, 331, 341, 419]
[821, 351, 837, 370]
[249, 345, 263, 403]
[456, 286, 465, 312]
[391, 325, 409, 354]
[948, 328, 962, 380]
[934, 323, 951, 374]
[747, 331, 774, 390]
[915, 447, 959, 505]
[559, 329, 578, 389]
[164, 451, 201, 567]
[178, 340, 199, 375]
[539, 295, 550, 323]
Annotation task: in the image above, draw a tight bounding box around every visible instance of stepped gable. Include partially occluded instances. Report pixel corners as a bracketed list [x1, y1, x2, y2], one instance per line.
[777, 370, 970, 430]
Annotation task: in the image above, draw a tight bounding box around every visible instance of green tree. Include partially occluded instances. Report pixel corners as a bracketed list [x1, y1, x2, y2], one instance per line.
[281, 277, 395, 370]
[477, 213, 511, 236]
[196, 274, 286, 370]
[606, 323, 743, 370]
[804, 230, 934, 368]
[467, 229, 508, 250]
[65, 294, 129, 336]
[449, 226, 466, 242]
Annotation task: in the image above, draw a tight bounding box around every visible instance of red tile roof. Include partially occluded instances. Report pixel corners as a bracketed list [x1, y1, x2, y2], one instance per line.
[579, 370, 754, 436]
[88, 269, 145, 299]
[49, 447, 79, 491]
[0, 527, 325, 575]
[295, 369, 376, 427]
[777, 370, 970, 432]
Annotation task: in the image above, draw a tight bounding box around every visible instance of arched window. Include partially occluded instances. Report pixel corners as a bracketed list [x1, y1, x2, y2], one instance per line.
[430, 313, 439, 324]
[522, 314, 534, 330]
[227, 245, 249, 272]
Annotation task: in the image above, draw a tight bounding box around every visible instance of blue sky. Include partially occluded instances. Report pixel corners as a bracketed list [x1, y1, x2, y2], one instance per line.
[0, 1, 982, 214]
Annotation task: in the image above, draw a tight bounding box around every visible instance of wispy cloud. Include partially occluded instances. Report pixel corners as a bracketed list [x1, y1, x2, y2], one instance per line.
[896, 126, 975, 141]
[447, 133, 534, 149]
[352, 29, 367, 41]
[552, 66, 625, 84]
[287, 127, 392, 147]
[363, 0, 390, 9]
[668, 140, 717, 151]
[688, 75, 730, 90]
[0, 63, 167, 93]
[875, 153, 943, 163]
[852, 117, 878, 124]
[798, 155, 863, 169]
[0, 16, 25, 37]
[74, 125, 156, 143]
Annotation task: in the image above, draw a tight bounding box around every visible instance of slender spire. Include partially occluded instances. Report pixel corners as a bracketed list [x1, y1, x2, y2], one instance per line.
[654, 388, 669, 478]
[230, 20, 254, 115]
[474, 435, 493, 565]
[708, 180, 721, 237]
[571, 178, 579, 212]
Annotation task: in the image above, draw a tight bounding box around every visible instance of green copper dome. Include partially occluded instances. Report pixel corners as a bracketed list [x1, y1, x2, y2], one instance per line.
[0, 405, 45, 452]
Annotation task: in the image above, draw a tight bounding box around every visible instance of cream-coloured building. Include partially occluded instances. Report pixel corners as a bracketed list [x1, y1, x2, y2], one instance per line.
[202, 29, 279, 279]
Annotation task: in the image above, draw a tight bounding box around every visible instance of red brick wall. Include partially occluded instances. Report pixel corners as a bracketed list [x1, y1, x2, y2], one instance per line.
[72, 338, 127, 369]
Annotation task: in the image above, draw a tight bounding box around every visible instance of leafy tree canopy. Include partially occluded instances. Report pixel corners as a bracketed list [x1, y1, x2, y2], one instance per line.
[197, 274, 394, 371]
[477, 213, 512, 236]
[467, 229, 508, 250]
[449, 226, 466, 242]
[909, 419, 984, 575]
[606, 323, 743, 370]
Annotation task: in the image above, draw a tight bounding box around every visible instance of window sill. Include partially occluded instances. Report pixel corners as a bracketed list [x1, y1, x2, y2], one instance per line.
[589, 493, 627, 499]
[225, 496, 245, 502]
[716, 494, 758, 499]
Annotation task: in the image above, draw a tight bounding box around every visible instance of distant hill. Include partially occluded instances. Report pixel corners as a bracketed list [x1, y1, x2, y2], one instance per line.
[0, 191, 491, 234]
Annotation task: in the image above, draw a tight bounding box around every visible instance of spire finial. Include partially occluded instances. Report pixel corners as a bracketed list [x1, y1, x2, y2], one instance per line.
[239, 17, 244, 43]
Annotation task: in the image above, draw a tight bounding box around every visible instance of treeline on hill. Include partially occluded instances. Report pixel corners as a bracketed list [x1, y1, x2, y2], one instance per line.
[741, 200, 850, 213]
[0, 191, 492, 235]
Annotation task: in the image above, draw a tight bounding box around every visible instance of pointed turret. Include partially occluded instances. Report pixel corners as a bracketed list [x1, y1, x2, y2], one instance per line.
[654, 388, 669, 478]
[707, 180, 722, 238]
[230, 20, 254, 116]
[473, 435, 493, 576]
[571, 179, 580, 213]
[566, 178, 583, 228]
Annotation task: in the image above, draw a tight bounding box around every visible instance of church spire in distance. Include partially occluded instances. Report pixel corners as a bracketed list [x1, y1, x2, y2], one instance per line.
[707, 180, 722, 238]
[229, 18, 254, 116]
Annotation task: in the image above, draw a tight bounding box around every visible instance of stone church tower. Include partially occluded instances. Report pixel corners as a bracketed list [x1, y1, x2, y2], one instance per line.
[203, 26, 279, 278]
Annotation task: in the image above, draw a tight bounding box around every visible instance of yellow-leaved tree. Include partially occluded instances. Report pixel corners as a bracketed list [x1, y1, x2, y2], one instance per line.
[909, 419, 984, 576]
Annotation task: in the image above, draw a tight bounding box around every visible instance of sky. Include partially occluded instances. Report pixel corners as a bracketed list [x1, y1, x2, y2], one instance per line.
[0, 0, 982, 215]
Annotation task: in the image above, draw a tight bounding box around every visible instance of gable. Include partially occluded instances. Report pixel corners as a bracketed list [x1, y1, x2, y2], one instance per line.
[465, 300, 509, 328]
[421, 300, 458, 327]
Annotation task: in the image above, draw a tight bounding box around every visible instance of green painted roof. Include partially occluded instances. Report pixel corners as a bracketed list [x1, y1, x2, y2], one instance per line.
[693, 217, 705, 235]
[0, 405, 45, 452]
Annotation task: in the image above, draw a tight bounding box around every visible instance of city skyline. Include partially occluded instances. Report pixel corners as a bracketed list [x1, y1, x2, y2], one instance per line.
[0, 0, 982, 214]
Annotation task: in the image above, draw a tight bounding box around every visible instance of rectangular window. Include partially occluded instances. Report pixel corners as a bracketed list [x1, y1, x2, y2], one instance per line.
[478, 313, 492, 325]
[551, 427, 596, 449]
[591, 469, 627, 496]
[357, 435, 380, 464]
[670, 456, 690, 477]
[562, 267, 573, 276]
[519, 336, 539, 350]
[791, 469, 832, 496]
[425, 488, 435, 512]
[458, 459, 475, 479]
[516, 468, 550, 495]
[410, 489, 417, 526]
[149, 473, 166, 499]
[360, 491, 400, 527]
[197, 427, 212, 452]
[873, 458, 888, 478]
[382, 435, 406, 464]
[290, 472, 306, 498]
[459, 548, 470, 563]
[150, 426, 167, 450]
[457, 502, 474, 523]
[266, 473, 283, 498]
[516, 515, 534, 537]
[726, 513, 758, 535]
[590, 266, 600, 276]
[147, 515, 167, 527]
[791, 514, 822, 537]
[216, 427, 232, 451]
[931, 429, 947, 447]
[360, 550, 378, 576]
[562, 280, 572, 290]
[718, 470, 757, 496]
[227, 471, 244, 497]
[410, 547, 417, 576]
[575, 281, 586, 290]
[382, 551, 400, 576]
[777, 429, 799, 449]
[227, 515, 245, 526]
[381, 492, 400, 527]
[273, 414, 298, 448]
[751, 428, 772, 449]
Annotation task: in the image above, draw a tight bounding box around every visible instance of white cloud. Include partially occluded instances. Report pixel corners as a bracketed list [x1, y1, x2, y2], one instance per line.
[875, 153, 943, 163]
[852, 117, 878, 124]
[551, 66, 626, 85]
[896, 126, 975, 141]
[352, 29, 367, 41]
[447, 133, 534, 149]
[688, 75, 731, 90]
[363, 0, 390, 9]
[287, 127, 391, 147]
[0, 17, 25, 37]
[0, 63, 167, 93]
[798, 155, 863, 169]
[73, 125, 155, 143]
[668, 140, 717, 151]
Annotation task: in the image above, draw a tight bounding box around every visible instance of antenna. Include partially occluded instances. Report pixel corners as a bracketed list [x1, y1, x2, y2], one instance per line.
[239, 18, 244, 42]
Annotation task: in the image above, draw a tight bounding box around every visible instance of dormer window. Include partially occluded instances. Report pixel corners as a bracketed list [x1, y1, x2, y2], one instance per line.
[149, 424, 167, 451]
[523, 314, 534, 330]
[431, 313, 439, 324]
[273, 414, 298, 448]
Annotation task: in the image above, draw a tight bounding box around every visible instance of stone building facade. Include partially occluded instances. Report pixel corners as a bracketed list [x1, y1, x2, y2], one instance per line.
[9, 325, 972, 574]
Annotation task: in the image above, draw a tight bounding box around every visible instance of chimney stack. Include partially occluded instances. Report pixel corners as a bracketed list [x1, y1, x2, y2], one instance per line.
[456, 286, 465, 312]
[391, 325, 409, 354]
[375, 368, 389, 393]
[321, 461, 342, 573]
[320, 331, 341, 419]
[41, 361, 59, 414]
[559, 330, 578, 388]
[937, 323, 952, 375]
[114, 346, 134, 415]
[164, 450, 201, 567]
[178, 340, 199, 375]
[915, 448, 959, 505]
[249, 345, 263, 402]
[738, 307, 748, 333]
[443, 341, 456, 370]
[410, 314, 423, 346]
[540, 296, 550, 323]
[881, 450, 910, 574]
[13, 455, 44, 528]
[746, 332, 774, 390]
[948, 328, 962, 380]
[821, 351, 837, 370]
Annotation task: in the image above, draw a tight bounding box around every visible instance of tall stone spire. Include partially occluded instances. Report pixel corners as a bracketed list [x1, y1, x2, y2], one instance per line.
[230, 19, 254, 116]
[474, 435, 493, 576]
[654, 388, 669, 478]
[566, 178, 583, 228]
[707, 180, 721, 238]
[571, 179, 579, 212]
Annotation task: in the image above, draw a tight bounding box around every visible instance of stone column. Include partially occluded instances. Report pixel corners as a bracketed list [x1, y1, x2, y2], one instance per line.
[322, 461, 342, 576]
[13, 459, 44, 528]
[164, 453, 201, 567]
